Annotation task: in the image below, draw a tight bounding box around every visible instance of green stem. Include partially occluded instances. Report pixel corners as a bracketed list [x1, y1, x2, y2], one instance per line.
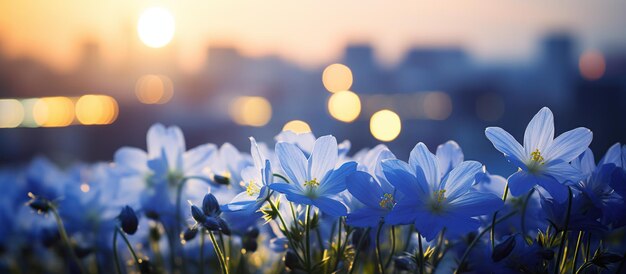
[418, 232, 425, 274]
[267, 199, 305, 265]
[305, 205, 312, 271]
[404, 225, 414, 252]
[375, 221, 385, 274]
[51, 207, 87, 274]
[200, 231, 205, 274]
[349, 227, 371, 274]
[385, 226, 396, 269]
[521, 188, 536, 239]
[209, 231, 229, 274]
[554, 187, 573, 274]
[575, 262, 593, 274]
[433, 228, 446, 268]
[117, 227, 142, 273]
[334, 217, 343, 271]
[455, 210, 518, 273]
[584, 233, 591, 262]
[571, 231, 583, 274]
[491, 182, 510, 250]
[219, 232, 228, 269]
[273, 173, 291, 184]
[316, 228, 324, 260]
[113, 229, 122, 274]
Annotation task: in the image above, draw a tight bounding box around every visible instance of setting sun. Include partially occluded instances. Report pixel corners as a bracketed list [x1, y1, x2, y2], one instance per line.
[137, 7, 175, 48]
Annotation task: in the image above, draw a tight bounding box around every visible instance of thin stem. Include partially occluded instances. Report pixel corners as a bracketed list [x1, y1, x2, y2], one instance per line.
[113, 229, 122, 274]
[273, 173, 291, 184]
[404, 224, 414, 252]
[334, 217, 343, 271]
[267, 199, 305, 265]
[375, 221, 385, 274]
[571, 231, 583, 274]
[521, 188, 536, 239]
[315, 228, 324, 259]
[554, 187, 573, 274]
[433, 228, 446, 268]
[575, 262, 593, 274]
[491, 182, 510, 250]
[584, 233, 591, 262]
[385, 226, 396, 269]
[455, 210, 518, 273]
[349, 227, 371, 274]
[51, 207, 87, 274]
[219, 232, 228, 269]
[305, 205, 312, 271]
[117, 227, 142, 273]
[200, 231, 205, 274]
[209, 231, 229, 274]
[418, 232, 425, 274]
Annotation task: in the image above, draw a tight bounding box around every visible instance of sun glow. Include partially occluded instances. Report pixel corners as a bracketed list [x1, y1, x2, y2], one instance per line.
[137, 7, 175, 48]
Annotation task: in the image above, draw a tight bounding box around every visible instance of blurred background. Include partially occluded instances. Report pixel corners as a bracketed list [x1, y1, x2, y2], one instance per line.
[1, 0, 625, 175]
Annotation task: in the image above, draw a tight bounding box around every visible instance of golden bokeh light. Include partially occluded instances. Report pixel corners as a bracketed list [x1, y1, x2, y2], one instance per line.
[33, 97, 75, 127]
[322, 63, 353, 93]
[135, 74, 174, 104]
[0, 99, 25, 128]
[423, 92, 452, 120]
[80, 183, 90, 193]
[328, 90, 361, 122]
[75, 95, 119, 125]
[282, 120, 312, 134]
[137, 7, 175, 48]
[579, 50, 606, 81]
[229, 96, 272, 127]
[370, 109, 401, 142]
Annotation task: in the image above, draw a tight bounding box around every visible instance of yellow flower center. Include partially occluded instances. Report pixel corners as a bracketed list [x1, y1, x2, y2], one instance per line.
[246, 181, 260, 196]
[530, 149, 545, 165]
[434, 189, 446, 203]
[429, 189, 447, 213]
[379, 193, 395, 209]
[304, 178, 320, 188]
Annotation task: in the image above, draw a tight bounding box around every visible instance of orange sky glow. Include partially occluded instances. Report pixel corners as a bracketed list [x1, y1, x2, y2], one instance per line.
[1, 0, 625, 73]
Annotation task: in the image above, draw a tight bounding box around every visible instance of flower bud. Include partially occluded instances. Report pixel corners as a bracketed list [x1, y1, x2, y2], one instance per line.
[592, 252, 623, 268]
[182, 226, 198, 242]
[202, 193, 221, 216]
[191, 205, 207, 224]
[213, 174, 230, 185]
[243, 238, 258, 252]
[118, 206, 138, 235]
[492, 235, 516, 262]
[245, 227, 260, 239]
[203, 217, 221, 231]
[27, 193, 51, 213]
[284, 250, 302, 270]
[217, 218, 231, 235]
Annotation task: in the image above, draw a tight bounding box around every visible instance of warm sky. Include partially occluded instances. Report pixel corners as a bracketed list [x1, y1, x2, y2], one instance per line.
[1, 0, 625, 72]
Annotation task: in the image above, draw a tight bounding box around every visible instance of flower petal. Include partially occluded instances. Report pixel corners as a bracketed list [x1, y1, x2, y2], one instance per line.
[382, 159, 429, 198]
[114, 147, 148, 175]
[436, 140, 464, 176]
[485, 127, 526, 163]
[544, 127, 592, 163]
[409, 142, 440, 187]
[308, 135, 338, 181]
[507, 171, 538, 197]
[448, 191, 503, 216]
[385, 203, 418, 225]
[270, 183, 313, 205]
[276, 142, 308, 187]
[544, 162, 584, 183]
[184, 143, 217, 175]
[346, 171, 385, 209]
[224, 192, 256, 212]
[318, 161, 356, 195]
[571, 149, 595, 177]
[536, 177, 569, 203]
[598, 142, 623, 167]
[249, 137, 264, 170]
[523, 107, 554, 154]
[347, 208, 386, 228]
[314, 196, 348, 217]
[441, 161, 484, 200]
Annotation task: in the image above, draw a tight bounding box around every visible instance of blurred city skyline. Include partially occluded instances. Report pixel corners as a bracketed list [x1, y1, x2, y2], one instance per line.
[1, 0, 626, 72]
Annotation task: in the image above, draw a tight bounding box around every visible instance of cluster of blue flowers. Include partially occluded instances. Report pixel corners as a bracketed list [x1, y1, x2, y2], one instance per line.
[1, 107, 624, 273]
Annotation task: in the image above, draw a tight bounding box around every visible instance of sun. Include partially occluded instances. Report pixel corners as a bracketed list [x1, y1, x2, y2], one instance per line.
[137, 7, 175, 48]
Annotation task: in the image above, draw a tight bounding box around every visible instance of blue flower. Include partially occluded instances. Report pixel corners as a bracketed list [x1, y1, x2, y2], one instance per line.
[190, 193, 231, 234]
[383, 142, 503, 241]
[485, 107, 592, 202]
[224, 137, 273, 212]
[346, 145, 397, 227]
[270, 135, 357, 217]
